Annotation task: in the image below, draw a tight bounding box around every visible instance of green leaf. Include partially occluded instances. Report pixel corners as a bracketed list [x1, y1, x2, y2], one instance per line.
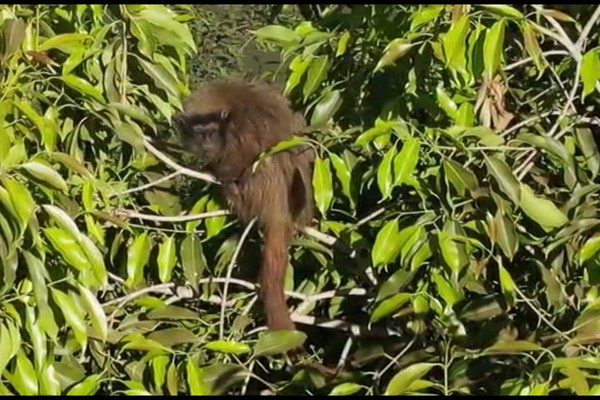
[438, 230, 468, 275]
[3, 18, 26, 59]
[0, 322, 18, 376]
[443, 159, 477, 196]
[563, 365, 589, 395]
[62, 74, 104, 103]
[479, 5, 524, 19]
[371, 293, 412, 323]
[303, 55, 329, 100]
[25, 307, 46, 371]
[186, 359, 210, 396]
[385, 363, 436, 395]
[329, 152, 354, 208]
[254, 25, 301, 45]
[2, 177, 35, 228]
[436, 86, 458, 119]
[329, 382, 363, 396]
[575, 127, 600, 178]
[579, 235, 600, 264]
[519, 183, 568, 229]
[126, 232, 152, 287]
[498, 263, 516, 305]
[433, 272, 462, 307]
[38, 33, 91, 52]
[375, 38, 414, 72]
[285, 55, 310, 95]
[44, 228, 88, 273]
[483, 19, 506, 78]
[19, 161, 67, 191]
[484, 155, 520, 205]
[483, 340, 544, 355]
[109, 102, 154, 126]
[581, 50, 600, 99]
[79, 285, 108, 343]
[493, 212, 518, 260]
[204, 340, 251, 355]
[442, 15, 470, 72]
[393, 138, 420, 186]
[377, 146, 397, 199]
[151, 355, 169, 393]
[51, 289, 88, 351]
[22, 251, 50, 307]
[42, 204, 81, 239]
[67, 374, 101, 395]
[312, 156, 333, 216]
[253, 330, 307, 357]
[377, 269, 415, 302]
[522, 22, 544, 72]
[8, 350, 38, 395]
[372, 219, 402, 266]
[157, 235, 177, 283]
[147, 327, 198, 347]
[204, 198, 226, 238]
[39, 363, 61, 396]
[137, 58, 179, 98]
[311, 90, 342, 126]
[180, 235, 206, 291]
[76, 234, 107, 287]
[167, 361, 178, 396]
[411, 5, 444, 30]
[335, 31, 350, 57]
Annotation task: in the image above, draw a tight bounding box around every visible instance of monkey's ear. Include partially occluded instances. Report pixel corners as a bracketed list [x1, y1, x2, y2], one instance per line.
[220, 109, 230, 121]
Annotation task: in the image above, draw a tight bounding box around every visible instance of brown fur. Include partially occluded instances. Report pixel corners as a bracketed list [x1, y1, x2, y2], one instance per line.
[176, 79, 314, 331]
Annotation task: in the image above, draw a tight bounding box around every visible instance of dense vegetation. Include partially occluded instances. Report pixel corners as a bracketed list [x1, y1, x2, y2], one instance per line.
[1, 4, 600, 395]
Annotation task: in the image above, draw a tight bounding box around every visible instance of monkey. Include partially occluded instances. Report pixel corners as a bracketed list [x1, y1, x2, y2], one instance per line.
[175, 79, 315, 332]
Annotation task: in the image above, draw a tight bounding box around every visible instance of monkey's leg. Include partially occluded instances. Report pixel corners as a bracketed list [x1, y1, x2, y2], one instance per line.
[259, 221, 295, 331]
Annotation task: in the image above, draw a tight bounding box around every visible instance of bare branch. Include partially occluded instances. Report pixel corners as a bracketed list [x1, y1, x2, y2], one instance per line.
[575, 5, 600, 52]
[516, 58, 582, 180]
[220, 219, 256, 339]
[143, 136, 218, 184]
[504, 50, 569, 72]
[114, 209, 230, 223]
[118, 171, 182, 196]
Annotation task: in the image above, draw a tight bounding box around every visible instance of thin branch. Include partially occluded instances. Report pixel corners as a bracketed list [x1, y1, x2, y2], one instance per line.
[294, 288, 368, 314]
[504, 50, 569, 72]
[337, 337, 353, 370]
[516, 59, 582, 180]
[288, 313, 402, 337]
[143, 137, 218, 184]
[118, 171, 182, 196]
[220, 219, 256, 340]
[114, 208, 230, 223]
[575, 5, 600, 51]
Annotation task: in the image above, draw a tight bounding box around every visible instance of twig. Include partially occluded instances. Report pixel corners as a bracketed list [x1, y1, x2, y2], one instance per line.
[337, 337, 353, 370]
[376, 336, 417, 379]
[143, 137, 218, 184]
[118, 171, 182, 196]
[294, 288, 368, 314]
[220, 219, 256, 340]
[114, 209, 230, 223]
[289, 313, 402, 337]
[504, 50, 569, 72]
[516, 59, 582, 180]
[575, 5, 600, 52]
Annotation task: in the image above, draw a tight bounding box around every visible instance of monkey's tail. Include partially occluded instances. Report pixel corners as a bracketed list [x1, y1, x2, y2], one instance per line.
[260, 221, 295, 331]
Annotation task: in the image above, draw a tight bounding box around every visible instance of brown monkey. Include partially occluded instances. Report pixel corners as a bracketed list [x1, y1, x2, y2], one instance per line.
[175, 79, 314, 332]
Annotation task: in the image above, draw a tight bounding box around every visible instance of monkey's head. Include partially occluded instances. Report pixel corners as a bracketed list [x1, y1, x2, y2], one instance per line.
[175, 108, 230, 164]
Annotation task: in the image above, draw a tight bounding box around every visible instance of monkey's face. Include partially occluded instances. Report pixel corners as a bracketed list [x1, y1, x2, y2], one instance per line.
[176, 110, 230, 163]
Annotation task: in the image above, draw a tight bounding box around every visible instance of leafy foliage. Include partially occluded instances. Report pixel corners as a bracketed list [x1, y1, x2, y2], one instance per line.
[2, 3, 600, 396]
